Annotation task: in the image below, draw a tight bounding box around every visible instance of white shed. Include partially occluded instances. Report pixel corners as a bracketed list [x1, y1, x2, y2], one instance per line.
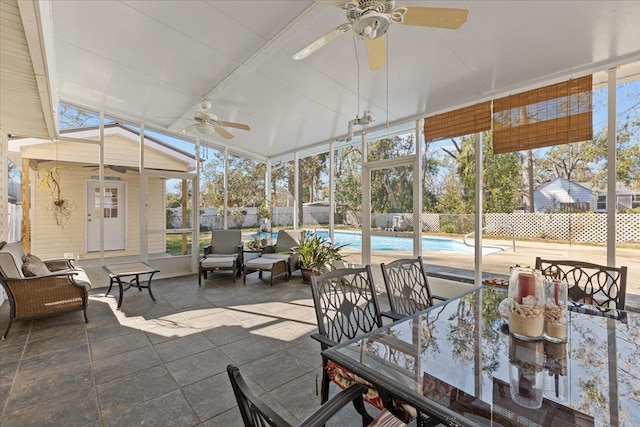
[533, 177, 594, 212]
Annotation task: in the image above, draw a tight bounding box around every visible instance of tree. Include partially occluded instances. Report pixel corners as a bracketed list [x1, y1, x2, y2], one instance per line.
[200, 152, 266, 213]
[588, 104, 640, 189]
[335, 145, 363, 213]
[535, 141, 595, 186]
[58, 105, 98, 129]
[437, 132, 521, 213]
[483, 135, 522, 213]
[368, 134, 415, 213]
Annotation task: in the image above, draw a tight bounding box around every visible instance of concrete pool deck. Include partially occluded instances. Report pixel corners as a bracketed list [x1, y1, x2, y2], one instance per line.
[339, 237, 639, 310]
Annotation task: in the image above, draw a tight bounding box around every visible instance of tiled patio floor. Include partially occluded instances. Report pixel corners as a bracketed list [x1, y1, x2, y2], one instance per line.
[0, 272, 390, 426]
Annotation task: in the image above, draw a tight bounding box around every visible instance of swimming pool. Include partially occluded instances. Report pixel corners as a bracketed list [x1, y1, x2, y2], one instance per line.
[255, 230, 503, 255]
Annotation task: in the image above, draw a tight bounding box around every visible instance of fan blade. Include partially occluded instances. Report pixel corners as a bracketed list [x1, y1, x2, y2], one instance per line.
[293, 23, 351, 60]
[218, 121, 250, 131]
[402, 7, 468, 29]
[365, 37, 386, 71]
[215, 126, 234, 139]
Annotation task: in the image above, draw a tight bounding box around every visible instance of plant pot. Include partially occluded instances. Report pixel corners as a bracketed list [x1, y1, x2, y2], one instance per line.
[301, 268, 316, 283]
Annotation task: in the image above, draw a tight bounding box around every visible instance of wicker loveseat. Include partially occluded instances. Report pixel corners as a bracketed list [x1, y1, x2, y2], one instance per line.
[0, 242, 92, 339]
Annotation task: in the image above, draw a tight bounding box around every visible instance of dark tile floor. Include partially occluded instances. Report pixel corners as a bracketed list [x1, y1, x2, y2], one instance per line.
[0, 272, 388, 426]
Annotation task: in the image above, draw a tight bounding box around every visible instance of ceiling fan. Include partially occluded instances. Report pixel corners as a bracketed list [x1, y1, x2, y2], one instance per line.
[83, 165, 138, 173]
[293, 0, 468, 71]
[183, 100, 250, 140]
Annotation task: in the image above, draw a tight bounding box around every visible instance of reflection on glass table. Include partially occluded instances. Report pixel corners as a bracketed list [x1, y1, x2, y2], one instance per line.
[323, 286, 639, 427]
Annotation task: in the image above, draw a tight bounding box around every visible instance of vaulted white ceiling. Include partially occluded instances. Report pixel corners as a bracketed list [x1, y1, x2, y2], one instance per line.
[3, 1, 640, 159]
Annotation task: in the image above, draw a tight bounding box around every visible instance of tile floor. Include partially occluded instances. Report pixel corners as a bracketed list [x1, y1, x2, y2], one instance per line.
[0, 271, 392, 426]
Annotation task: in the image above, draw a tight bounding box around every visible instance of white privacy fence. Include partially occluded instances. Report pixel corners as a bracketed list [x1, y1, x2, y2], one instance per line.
[168, 207, 639, 243]
[483, 213, 640, 242]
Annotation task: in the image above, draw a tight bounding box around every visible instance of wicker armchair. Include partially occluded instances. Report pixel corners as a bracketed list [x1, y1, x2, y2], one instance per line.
[0, 243, 90, 339]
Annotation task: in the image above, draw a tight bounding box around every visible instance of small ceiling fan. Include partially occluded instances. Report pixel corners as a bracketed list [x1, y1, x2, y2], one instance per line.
[83, 165, 138, 173]
[293, 0, 468, 71]
[183, 100, 250, 140]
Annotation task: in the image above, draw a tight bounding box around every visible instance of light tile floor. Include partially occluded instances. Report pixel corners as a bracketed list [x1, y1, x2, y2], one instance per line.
[0, 271, 393, 426]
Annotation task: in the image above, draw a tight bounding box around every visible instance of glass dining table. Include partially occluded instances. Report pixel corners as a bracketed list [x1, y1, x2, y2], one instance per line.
[323, 286, 639, 427]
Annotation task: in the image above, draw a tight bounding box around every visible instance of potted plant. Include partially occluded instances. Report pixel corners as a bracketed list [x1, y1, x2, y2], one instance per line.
[295, 233, 345, 283]
[258, 201, 271, 232]
[247, 236, 267, 250]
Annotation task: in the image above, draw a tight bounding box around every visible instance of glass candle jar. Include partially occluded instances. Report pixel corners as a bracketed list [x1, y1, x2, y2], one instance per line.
[509, 335, 545, 409]
[508, 267, 545, 340]
[544, 279, 568, 342]
[544, 341, 569, 402]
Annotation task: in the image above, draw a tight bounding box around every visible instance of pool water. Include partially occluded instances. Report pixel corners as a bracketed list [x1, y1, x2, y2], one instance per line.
[255, 230, 502, 255]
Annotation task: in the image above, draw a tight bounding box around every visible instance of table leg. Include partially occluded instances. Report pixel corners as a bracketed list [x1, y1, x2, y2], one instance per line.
[147, 272, 157, 303]
[106, 277, 114, 296]
[116, 277, 125, 310]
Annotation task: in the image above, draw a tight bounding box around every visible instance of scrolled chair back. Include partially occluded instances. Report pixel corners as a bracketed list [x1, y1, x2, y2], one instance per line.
[310, 265, 383, 347]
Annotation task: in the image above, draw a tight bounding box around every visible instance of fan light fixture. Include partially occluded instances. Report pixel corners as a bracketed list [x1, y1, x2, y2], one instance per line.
[195, 122, 215, 135]
[293, 1, 468, 71]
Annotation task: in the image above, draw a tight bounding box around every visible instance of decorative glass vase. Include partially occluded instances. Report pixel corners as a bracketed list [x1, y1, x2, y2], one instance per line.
[543, 279, 568, 342]
[509, 335, 545, 409]
[508, 267, 545, 340]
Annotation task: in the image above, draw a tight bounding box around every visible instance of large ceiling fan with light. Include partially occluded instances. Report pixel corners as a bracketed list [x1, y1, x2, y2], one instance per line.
[293, 0, 468, 71]
[183, 100, 250, 140]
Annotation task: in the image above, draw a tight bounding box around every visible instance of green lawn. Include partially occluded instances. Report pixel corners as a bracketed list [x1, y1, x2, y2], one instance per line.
[165, 232, 212, 256]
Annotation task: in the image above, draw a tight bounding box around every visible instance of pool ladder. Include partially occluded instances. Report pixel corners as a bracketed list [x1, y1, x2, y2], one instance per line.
[463, 223, 516, 252]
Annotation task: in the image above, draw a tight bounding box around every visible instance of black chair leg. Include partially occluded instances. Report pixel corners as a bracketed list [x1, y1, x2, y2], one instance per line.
[2, 319, 13, 339]
[321, 361, 330, 404]
[352, 394, 373, 426]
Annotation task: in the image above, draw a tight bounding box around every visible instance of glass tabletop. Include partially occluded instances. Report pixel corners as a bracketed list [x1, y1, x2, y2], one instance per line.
[324, 286, 640, 427]
[103, 261, 158, 277]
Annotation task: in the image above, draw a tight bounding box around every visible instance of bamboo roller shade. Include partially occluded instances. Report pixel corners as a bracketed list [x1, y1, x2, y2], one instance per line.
[424, 101, 491, 142]
[422, 75, 593, 154]
[492, 75, 593, 154]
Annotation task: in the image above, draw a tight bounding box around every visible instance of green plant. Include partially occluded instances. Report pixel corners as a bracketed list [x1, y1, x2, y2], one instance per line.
[441, 224, 455, 234]
[247, 236, 267, 250]
[257, 201, 271, 220]
[294, 233, 345, 273]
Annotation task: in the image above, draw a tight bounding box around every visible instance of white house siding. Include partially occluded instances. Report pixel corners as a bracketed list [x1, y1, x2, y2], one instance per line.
[533, 178, 593, 212]
[30, 161, 165, 259]
[20, 135, 187, 171]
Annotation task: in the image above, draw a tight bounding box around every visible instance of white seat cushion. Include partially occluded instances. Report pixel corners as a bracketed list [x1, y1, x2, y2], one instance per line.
[245, 257, 284, 271]
[261, 253, 290, 261]
[201, 256, 237, 269]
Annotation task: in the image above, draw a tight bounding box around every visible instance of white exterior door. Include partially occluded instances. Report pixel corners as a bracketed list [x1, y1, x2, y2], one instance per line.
[87, 181, 126, 252]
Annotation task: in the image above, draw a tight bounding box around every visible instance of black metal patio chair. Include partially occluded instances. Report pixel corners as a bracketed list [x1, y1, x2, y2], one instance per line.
[380, 256, 447, 321]
[227, 364, 406, 427]
[310, 266, 423, 425]
[535, 257, 628, 309]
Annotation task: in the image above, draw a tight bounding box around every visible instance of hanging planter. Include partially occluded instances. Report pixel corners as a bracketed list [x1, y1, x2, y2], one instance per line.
[37, 165, 76, 229]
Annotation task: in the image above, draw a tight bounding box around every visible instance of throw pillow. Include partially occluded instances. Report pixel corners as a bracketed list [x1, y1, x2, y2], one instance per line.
[22, 253, 51, 277]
